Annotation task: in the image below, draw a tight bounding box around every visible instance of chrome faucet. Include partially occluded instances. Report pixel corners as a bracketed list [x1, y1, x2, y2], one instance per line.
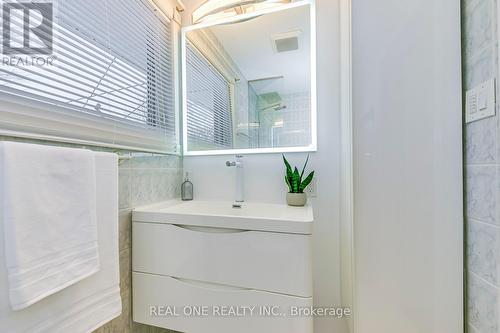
[226, 155, 244, 203]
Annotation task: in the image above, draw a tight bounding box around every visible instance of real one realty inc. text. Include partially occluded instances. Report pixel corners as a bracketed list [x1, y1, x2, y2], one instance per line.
[149, 305, 352, 319]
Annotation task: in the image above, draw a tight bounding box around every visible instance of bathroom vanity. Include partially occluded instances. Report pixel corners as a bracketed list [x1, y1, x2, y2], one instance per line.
[132, 200, 314, 333]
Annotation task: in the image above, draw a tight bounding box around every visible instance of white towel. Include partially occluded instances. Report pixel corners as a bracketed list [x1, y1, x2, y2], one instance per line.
[0, 151, 122, 333]
[0, 142, 100, 310]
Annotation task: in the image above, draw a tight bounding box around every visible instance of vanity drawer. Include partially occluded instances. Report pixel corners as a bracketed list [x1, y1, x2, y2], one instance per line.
[132, 222, 312, 297]
[132, 272, 313, 333]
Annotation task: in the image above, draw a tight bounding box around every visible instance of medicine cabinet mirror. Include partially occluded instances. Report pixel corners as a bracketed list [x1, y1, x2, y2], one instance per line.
[182, 1, 316, 155]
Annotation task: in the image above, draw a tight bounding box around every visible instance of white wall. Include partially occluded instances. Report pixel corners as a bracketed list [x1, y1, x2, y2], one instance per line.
[181, 1, 347, 332]
[352, 0, 463, 332]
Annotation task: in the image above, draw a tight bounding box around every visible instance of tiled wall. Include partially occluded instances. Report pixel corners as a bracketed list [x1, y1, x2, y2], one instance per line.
[95, 154, 183, 333]
[257, 92, 311, 148]
[462, 0, 500, 332]
[0, 137, 183, 333]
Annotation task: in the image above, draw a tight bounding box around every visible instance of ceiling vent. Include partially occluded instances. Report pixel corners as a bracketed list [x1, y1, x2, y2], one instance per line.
[272, 30, 301, 53]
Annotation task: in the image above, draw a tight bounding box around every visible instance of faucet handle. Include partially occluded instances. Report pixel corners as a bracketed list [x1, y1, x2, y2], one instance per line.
[226, 161, 236, 167]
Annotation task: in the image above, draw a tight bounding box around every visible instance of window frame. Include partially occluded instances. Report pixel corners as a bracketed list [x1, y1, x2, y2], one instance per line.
[0, 0, 181, 155]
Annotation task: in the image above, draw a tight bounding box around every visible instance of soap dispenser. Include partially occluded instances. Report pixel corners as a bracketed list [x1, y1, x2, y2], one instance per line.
[181, 172, 193, 201]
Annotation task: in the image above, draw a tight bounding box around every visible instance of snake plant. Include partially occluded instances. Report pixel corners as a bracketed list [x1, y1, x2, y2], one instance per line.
[283, 154, 315, 194]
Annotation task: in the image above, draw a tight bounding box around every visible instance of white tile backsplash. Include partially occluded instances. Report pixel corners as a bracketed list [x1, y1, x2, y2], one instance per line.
[466, 166, 497, 225]
[469, 323, 480, 333]
[463, 0, 494, 60]
[468, 220, 500, 285]
[466, 113, 497, 164]
[465, 46, 495, 89]
[464, 0, 500, 330]
[468, 273, 499, 333]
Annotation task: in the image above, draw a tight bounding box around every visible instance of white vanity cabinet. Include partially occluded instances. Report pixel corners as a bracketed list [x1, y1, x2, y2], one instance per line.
[132, 200, 314, 333]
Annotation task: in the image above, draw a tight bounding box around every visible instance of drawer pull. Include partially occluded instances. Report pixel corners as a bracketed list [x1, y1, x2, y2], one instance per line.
[172, 224, 250, 234]
[172, 276, 251, 292]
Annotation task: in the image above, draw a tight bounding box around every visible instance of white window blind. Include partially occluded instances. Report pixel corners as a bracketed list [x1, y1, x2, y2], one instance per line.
[186, 41, 233, 150]
[0, 0, 177, 153]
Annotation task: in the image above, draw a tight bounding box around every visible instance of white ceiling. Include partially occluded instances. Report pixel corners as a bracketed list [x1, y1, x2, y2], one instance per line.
[208, 5, 311, 96]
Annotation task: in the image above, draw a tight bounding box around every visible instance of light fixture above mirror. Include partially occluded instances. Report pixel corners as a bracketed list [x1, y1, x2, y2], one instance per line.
[192, 0, 292, 24]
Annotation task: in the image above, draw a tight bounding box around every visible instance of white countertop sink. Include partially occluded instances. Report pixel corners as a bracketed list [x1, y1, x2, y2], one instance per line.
[132, 200, 313, 234]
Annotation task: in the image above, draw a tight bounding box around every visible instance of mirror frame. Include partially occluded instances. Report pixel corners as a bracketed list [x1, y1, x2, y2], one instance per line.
[181, 0, 317, 156]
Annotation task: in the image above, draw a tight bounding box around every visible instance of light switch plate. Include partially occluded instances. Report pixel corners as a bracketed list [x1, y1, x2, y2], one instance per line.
[466, 79, 496, 123]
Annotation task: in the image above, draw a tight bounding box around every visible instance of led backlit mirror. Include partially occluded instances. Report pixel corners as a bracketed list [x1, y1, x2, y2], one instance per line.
[182, 1, 316, 155]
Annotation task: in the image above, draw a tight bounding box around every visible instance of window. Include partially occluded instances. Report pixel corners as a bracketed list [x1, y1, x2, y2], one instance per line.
[185, 41, 233, 150]
[0, 0, 178, 153]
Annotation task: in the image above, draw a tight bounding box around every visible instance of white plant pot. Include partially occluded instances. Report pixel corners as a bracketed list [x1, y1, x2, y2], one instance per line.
[286, 193, 307, 207]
